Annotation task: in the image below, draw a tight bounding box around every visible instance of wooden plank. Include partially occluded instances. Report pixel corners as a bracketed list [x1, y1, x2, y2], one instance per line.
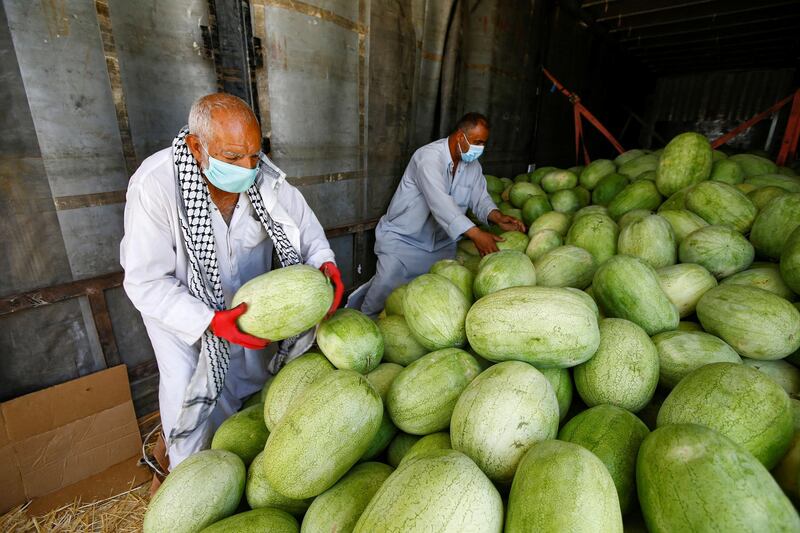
[53, 190, 127, 211]
[87, 289, 122, 368]
[0, 272, 123, 316]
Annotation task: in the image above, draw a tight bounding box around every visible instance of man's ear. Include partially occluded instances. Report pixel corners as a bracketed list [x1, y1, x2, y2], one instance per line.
[185, 133, 204, 164]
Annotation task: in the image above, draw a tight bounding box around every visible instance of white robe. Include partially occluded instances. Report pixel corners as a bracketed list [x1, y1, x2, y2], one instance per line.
[120, 148, 334, 467]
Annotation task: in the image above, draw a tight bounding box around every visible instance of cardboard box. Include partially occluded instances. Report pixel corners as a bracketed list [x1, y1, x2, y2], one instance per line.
[0, 365, 150, 514]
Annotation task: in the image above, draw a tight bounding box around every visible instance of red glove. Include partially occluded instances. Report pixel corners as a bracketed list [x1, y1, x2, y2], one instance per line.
[209, 303, 270, 350]
[320, 262, 344, 318]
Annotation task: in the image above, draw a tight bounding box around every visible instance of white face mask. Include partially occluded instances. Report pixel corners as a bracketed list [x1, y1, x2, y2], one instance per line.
[459, 131, 484, 163]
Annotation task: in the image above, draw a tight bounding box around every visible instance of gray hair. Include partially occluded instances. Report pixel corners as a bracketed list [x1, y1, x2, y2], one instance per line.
[188, 93, 258, 143]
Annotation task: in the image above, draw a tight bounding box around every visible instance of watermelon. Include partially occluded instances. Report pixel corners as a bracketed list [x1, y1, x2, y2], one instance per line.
[655, 263, 717, 317]
[459, 239, 480, 256]
[525, 229, 562, 261]
[384, 284, 407, 315]
[616, 208, 653, 229]
[566, 286, 601, 318]
[431, 260, 474, 302]
[730, 153, 778, 176]
[541, 169, 578, 192]
[685, 180, 757, 233]
[745, 174, 800, 192]
[781, 226, 800, 294]
[509, 182, 546, 208]
[633, 169, 656, 182]
[264, 370, 383, 498]
[566, 213, 619, 264]
[774, 399, 800, 499]
[211, 405, 268, 466]
[655, 132, 712, 197]
[386, 433, 421, 467]
[709, 158, 744, 184]
[530, 211, 572, 235]
[615, 149, 646, 166]
[720, 263, 796, 300]
[617, 214, 677, 269]
[365, 362, 403, 400]
[574, 318, 659, 412]
[657, 209, 708, 243]
[485, 174, 504, 194]
[466, 286, 600, 368]
[473, 250, 536, 299]
[711, 149, 726, 161]
[451, 361, 559, 483]
[748, 185, 786, 210]
[736, 182, 758, 194]
[301, 462, 393, 533]
[743, 358, 800, 395]
[592, 255, 679, 335]
[678, 225, 754, 279]
[514, 173, 530, 183]
[534, 245, 597, 289]
[569, 165, 585, 175]
[550, 189, 582, 213]
[593, 173, 630, 206]
[696, 284, 800, 360]
[317, 309, 383, 373]
[386, 348, 481, 435]
[458, 253, 481, 274]
[574, 186, 592, 207]
[651, 330, 742, 389]
[232, 264, 333, 340]
[573, 205, 609, 220]
[558, 405, 649, 515]
[657, 362, 793, 468]
[376, 315, 427, 366]
[608, 180, 662, 221]
[246, 451, 312, 515]
[500, 177, 513, 191]
[200, 509, 298, 533]
[360, 411, 398, 461]
[354, 450, 503, 533]
[521, 195, 552, 225]
[496, 231, 529, 253]
[637, 424, 799, 532]
[580, 159, 616, 190]
[619, 153, 658, 180]
[399, 432, 452, 465]
[657, 186, 691, 211]
[263, 353, 333, 431]
[677, 320, 703, 331]
[489, 192, 501, 204]
[539, 367, 573, 421]
[749, 193, 800, 259]
[530, 166, 557, 185]
[403, 273, 469, 350]
[506, 440, 623, 533]
[143, 450, 245, 533]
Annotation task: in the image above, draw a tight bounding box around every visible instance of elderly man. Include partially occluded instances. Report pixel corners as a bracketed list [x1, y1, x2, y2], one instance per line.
[121, 93, 343, 470]
[359, 112, 524, 316]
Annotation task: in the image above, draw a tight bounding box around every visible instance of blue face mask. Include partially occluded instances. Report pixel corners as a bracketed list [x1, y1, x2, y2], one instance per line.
[459, 131, 485, 163]
[201, 144, 259, 193]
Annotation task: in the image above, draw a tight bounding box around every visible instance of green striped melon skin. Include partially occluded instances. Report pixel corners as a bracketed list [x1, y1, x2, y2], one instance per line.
[300, 462, 393, 533]
[541, 169, 578, 193]
[651, 330, 741, 389]
[592, 255, 679, 336]
[496, 231, 530, 253]
[729, 153, 777, 176]
[211, 405, 268, 466]
[657, 363, 793, 468]
[656, 263, 717, 318]
[400, 432, 452, 466]
[720, 263, 796, 300]
[638, 424, 800, 533]
[246, 451, 312, 516]
[696, 284, 800, 360]
[619, 153, 659, 180]
[403, 274, 470, 350]
[354, 450, 503, 533]
[580, 159, 616, 190]
[376, 316, 427, 366]
[509, 182, 546, 208]
[386, 348, 481, 435]
[550, 189, 582, 214]
[143, 450, 245, 533]
[506, 440, 623, 533]
[657, 186, 691, 212]
[232, 264, 333, 340]
[531, 211, 572, 235]
[365, 362, 403, 400]
[592, 173, 630, 206]
[617, 215, 677, 269]
[617, 208, 653, 229]
[709, 158, 744, 184]
[655, 132, 712, 197]
[615, 149, 646, 166]
[384, 284, 407, 315]
[539, 367, 573, 421]
[360, 410, 398, 460]
[748, 186, 786, 210]
[430, 261, 474, 302]
[264, 370, 383, 499]
[736, 182, 758, 194]
[608, 180, 663, 221]
[749, 193, 800, 260]
[386, 432, 421, 467]
[742, 358, 800, 396]
[521, 195, 553, 225]
[525, 229, 562, 262]
[466, 286, 600, 368]
[200, 509, 299, 533]
[534, 245, 597, 289]
[745, 174, 800, 192]
[781, 226, 800, 293]
[574, 185, 591, 207]
[657, 209, 708, 243]
[558, 405, 649, 515]
[566, 213, 619, 264]
[450, 362, 559, 483]
[473, 250, 536, 300]
[574, 205, 609, 220]
[263, 353, 334, 431]
[678, 225, 754, 279]
[317, 309, 383, 374]
[677, 320, 703, 331]
[685, 180, 757, 233]
[485, 174, 504, 194]
[574, 318, 659, 412]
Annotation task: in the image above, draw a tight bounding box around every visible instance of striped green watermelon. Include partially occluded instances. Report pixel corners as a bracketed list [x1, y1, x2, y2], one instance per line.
[530, 211, 572, 235]
[496, 231, 530, 253]
[685, 180, 757, 233]
[729, 153, 777, 176]
[617, 208, 653, 229]
[743, 358, 800, 395]
[748, 186, 786, 210]
[539, 367, 573, 421]
[709, 158, 744, 185]
[521, 195, 553, 225]
[534, 245, 597, 289]
[431, 260, 474, 302]
[678, 225, 754, 279]
[745, 174, 800, 192]
[376, 316, 427, 366]
[246, 451, 312, 516]
[399, 432, 452, 466]
[473, 250, 536, 299]
[525, 229, 562, 262]
[619, 153, 658, 180]
[200, 509, 298, 533]
[550, 189, 582, 214]
[720, 263, 796, 300]
[530, 166, 557, 185]
[386, 433, 421, 468]
[657, 186, 691, 212]
[608, 180, 663, 221]
[317, 309, 383, 373]
[384, 284, 407, 315]
[211, 405, 268, 466]
[263, 352, 333, 431]
[403, 273, 470, 350]
[655, 132, 712, 197]
[651, 330, 741, 389]
[655, 263, 717, 317]
[749, 193, 800, 260]
[617, 214, 677, 269]
[615, 149, 646, 166]
[566, 213, 619, 264]
[509, 182, 546, 208]
[592, 173, 630, 206]
[574, 205, 609, 220]
[580, 159, 616, 190]
[781, 226, 800, 293]
[542, 169, 578, 193]
[657, 209, 708, 243]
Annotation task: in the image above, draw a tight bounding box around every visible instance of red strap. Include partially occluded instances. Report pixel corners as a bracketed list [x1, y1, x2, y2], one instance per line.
[712, 91, 795, 149]
[777, 89, 800, 166]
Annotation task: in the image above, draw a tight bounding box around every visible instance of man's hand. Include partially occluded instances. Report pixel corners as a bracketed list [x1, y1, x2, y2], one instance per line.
[489, 209, 526, 233]
[465, 226, 504, 256]
[320, 262, 344, 318]
[210, 303, 270, 349]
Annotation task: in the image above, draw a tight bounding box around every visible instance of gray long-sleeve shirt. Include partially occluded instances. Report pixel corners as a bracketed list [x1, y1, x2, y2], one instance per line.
[376, 138, 497, 253]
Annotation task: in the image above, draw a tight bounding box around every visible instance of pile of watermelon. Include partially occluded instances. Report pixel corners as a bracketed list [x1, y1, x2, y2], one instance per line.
[143, 132, 800, 533]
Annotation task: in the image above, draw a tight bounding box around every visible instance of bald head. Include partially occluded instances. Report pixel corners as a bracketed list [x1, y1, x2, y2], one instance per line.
[189, 93, 259, 144]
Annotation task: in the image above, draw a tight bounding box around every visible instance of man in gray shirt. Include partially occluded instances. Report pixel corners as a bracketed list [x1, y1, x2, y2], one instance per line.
[360, 112, 525, 316]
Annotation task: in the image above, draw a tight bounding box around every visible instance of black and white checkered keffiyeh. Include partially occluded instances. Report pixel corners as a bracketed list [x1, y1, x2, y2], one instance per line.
[168, 126, 302, 445]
